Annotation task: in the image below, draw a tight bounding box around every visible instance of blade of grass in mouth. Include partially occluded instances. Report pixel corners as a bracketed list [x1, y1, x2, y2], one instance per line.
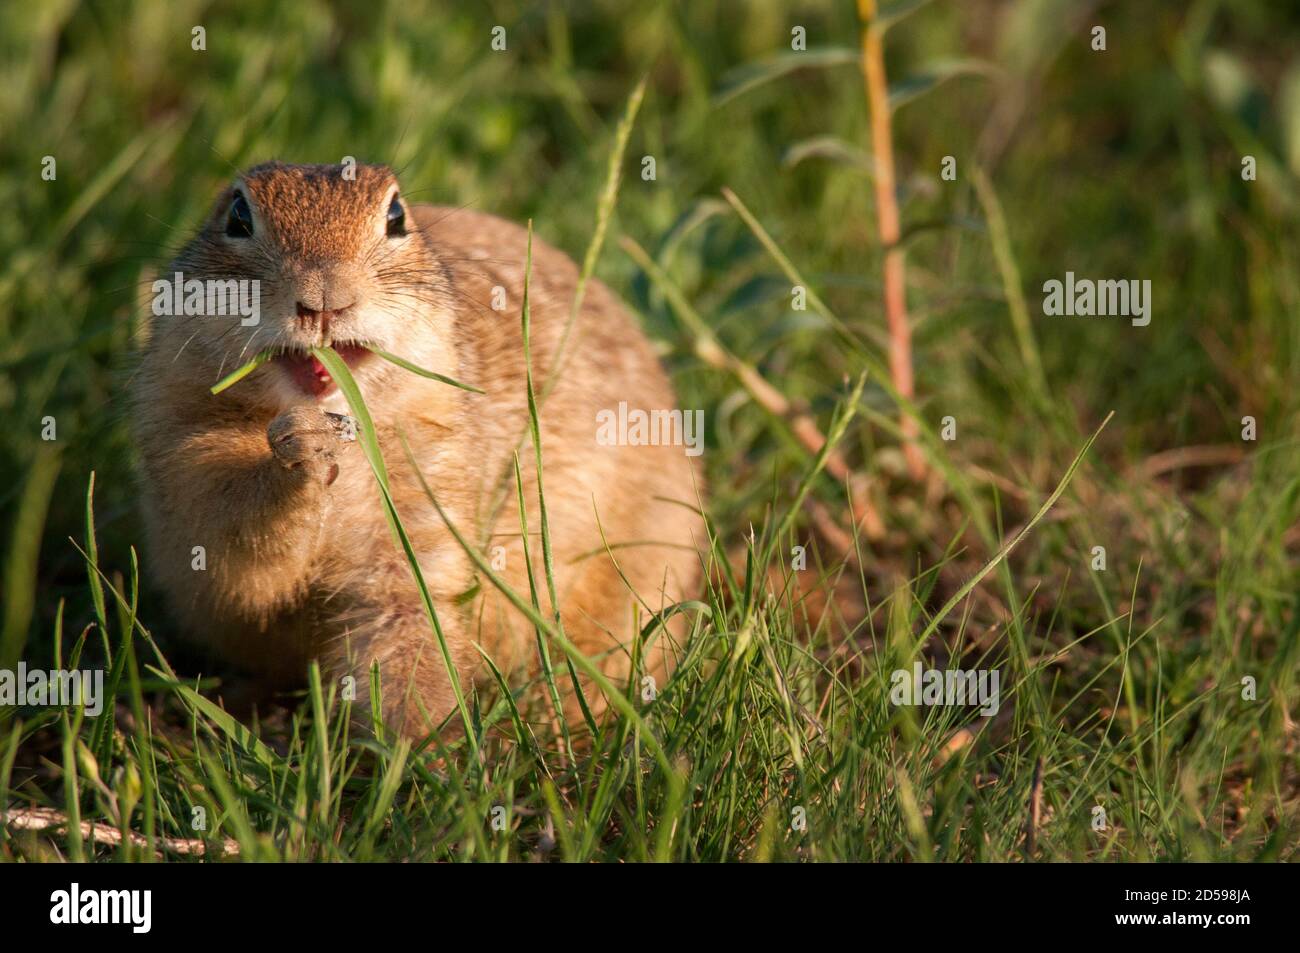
[209, 349, 275, 395]
[208, 346, 484, 395]
[308, 343, 478, 747]
[369, 348, 484, 394]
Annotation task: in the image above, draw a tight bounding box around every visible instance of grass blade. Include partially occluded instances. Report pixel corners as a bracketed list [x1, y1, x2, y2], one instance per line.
[370, 348, 484, 393]
[0, 448, 60, 671]
[309, 345, 478, 754]
[209, 349, 274, 395]
[914, 412, 1113, 645]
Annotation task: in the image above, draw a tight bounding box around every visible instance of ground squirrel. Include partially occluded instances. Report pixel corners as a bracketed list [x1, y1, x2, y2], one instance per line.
[132, 161, 705, 737]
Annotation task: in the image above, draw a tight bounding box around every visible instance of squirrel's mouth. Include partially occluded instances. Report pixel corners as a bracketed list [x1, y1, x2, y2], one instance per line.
[272, 342, 373, 397]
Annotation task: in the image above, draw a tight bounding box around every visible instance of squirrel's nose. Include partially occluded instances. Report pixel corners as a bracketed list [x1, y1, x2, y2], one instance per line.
[293, 267, 357, 325]
[296, 301, 353, 338]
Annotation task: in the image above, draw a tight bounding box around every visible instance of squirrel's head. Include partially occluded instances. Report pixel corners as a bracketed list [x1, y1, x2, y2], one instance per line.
[160, 161, 452, 410]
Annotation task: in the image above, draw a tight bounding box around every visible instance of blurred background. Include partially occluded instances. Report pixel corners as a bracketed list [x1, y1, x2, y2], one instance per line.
[1, 0, 1297, 681]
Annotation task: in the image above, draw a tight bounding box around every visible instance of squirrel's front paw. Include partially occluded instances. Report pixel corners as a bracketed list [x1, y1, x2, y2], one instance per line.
[267, 407, 356, 485]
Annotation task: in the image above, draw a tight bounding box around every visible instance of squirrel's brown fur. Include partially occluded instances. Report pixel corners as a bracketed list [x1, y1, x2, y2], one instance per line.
[132, 162, 705, 737]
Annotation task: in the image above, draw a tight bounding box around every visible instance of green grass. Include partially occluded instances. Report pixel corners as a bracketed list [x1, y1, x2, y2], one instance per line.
[2, 0, 1299, 861]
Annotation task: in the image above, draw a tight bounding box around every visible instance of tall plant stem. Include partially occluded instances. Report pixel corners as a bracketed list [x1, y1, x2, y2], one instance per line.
[859, 0, 925, 480]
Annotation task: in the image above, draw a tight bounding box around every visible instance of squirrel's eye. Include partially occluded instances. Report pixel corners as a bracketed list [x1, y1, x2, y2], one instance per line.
[386, 195, 406, 237]
[225, 192, 254, 238]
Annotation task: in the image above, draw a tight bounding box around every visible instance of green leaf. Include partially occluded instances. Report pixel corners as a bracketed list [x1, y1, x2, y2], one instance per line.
[715, 48, 860, 106]
[370, 348, 484, 393]
[84, 472, 107, 638]
[172, 681, 277, 772]
[209, 348, 274, 395]
[913, 412, 1113, 646]
[0, 447, 61, 670]
[654, 198, 731, 261]
[309, 346, 478, 751]
[889, 58, 999, 112]
[312, 346, 392, 487]
[1203, 49, 1257, 119]
[876, 0, 938, 32]
[781, 136, 875, 173]
[363, 737, 410, 840]
[638, 600, 712, 651]
[997, 0, 1078, 73]
[210, 346, 482, 395]
[1277, 58, 1300, 176]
